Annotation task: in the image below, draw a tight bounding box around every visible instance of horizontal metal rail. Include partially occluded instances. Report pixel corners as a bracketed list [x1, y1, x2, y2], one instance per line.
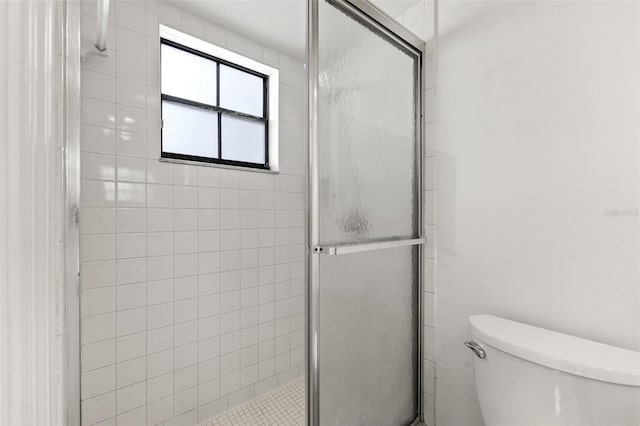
[314, 237, 425, 255]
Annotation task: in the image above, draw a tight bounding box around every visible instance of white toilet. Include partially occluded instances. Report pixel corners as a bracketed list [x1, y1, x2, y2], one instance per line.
[465, 315, 640, 426]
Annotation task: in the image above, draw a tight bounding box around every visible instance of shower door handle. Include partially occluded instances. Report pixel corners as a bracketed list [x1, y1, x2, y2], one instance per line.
[313, 237, 425, 255]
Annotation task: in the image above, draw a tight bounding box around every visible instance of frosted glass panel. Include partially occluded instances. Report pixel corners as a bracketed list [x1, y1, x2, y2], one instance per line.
[161, 44, 217, 106]
[221, 115, 266, 164]
[318, 0, 418, 245]
[162, 101, 218, 158]
[219, 64, 265, 117]
[314, 1, 421, 425]
[318, 246, 418, 425]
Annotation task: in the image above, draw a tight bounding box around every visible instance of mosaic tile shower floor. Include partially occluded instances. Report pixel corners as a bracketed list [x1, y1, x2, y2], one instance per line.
[205, 378, 305, 426]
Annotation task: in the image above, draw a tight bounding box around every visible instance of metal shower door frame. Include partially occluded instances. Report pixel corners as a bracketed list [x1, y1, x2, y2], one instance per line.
[306, 0, 426, 424]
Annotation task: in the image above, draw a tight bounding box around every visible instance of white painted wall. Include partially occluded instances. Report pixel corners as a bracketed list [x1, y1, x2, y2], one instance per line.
[435, 1, 640, 425]
[79, 1, 306, 424]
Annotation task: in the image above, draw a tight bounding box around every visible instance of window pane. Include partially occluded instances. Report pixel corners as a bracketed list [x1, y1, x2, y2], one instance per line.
[161, 44, 217, 106]
[221, 115, 266, 164]
[219, 65, 264, 117]
[162, 101, 218, 158]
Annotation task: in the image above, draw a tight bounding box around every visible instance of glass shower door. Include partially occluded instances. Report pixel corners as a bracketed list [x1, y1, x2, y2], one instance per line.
[308, 0, 425, 425]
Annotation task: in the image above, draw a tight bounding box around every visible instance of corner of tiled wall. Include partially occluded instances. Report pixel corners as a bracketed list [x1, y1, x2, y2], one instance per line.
[423, 0, 437, 423]
[79, 1, 306, 425]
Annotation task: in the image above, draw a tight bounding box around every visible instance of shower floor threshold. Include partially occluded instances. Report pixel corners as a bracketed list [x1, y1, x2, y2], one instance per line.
[204, 377, 305, 426]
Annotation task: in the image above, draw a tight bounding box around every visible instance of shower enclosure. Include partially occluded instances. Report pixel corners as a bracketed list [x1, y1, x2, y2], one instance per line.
[64, 0, 423, 423]
[307, 0, 425, 425]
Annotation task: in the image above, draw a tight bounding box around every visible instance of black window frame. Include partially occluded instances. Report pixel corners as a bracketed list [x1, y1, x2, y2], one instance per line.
[160, 38, 270, 170]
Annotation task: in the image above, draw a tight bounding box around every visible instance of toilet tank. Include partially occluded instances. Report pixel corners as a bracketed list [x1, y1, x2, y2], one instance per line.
[467, 315, 640, 426]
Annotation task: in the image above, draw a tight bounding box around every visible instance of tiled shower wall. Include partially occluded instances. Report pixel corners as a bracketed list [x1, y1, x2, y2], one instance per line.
[78, 1, 306, 425]
[421, 4, 437, 425]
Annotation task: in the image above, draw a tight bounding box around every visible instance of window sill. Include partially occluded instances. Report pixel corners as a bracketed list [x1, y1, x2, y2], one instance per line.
[159, 156, 280, 174]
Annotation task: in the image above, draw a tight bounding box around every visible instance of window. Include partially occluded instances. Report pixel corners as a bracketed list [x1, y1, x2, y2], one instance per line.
[159, 28, 278, 171]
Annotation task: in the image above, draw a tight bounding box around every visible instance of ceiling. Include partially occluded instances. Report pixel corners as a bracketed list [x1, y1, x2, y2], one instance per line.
[175, 0, 421, 60]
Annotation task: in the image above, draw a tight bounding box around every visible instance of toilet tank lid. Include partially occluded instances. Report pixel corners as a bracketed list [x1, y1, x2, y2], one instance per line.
[469, 315, 640, 387]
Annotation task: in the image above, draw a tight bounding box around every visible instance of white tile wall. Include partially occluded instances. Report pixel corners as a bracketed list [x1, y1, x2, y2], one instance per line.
[423, 16, 437, 424]
[79, 1, 306, 425]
